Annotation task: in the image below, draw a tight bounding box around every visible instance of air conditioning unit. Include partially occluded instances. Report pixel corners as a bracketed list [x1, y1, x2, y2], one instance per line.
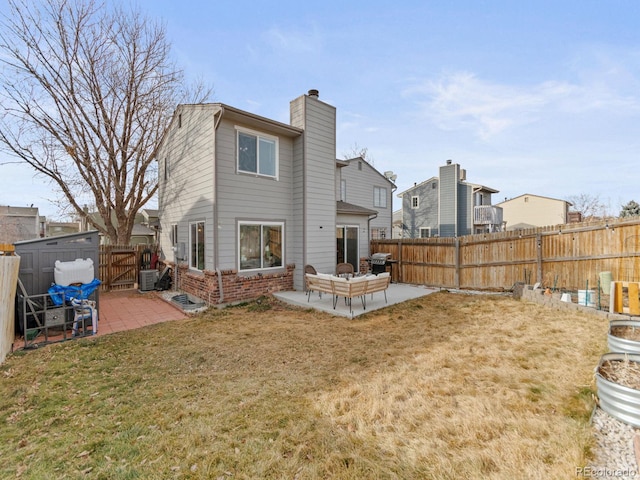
[139, 269, 159, 292]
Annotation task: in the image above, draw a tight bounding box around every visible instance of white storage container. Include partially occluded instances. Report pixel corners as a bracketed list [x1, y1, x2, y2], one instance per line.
[54, 258, 95, 286]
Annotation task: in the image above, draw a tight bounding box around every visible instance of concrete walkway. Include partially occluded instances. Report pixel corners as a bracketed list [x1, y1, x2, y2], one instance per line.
[273, 283, 438, 318]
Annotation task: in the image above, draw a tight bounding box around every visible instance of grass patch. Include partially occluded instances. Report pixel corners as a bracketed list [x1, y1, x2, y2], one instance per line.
[0, 291, 607, 479]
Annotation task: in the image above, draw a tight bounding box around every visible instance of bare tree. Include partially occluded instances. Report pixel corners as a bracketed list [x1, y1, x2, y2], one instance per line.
[0, 0, 211, 244]
[566, 193, 610, 221]
[342, 142, 375, 165]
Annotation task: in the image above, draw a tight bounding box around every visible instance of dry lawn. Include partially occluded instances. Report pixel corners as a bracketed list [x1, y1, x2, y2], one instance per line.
[0, 291, 608, 479]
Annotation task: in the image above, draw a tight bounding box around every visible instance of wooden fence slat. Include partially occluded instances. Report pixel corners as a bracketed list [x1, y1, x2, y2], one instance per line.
[629, 283, 640, 316]
[372, 218, 640, 291]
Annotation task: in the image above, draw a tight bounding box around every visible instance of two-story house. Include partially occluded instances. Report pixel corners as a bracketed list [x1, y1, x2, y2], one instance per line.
[496, 194, 572, 230]
[336, 156, 395, 266]
[156, 90, 394, 304]
[0, 205, 43, 243]
[397, 160, 503, 238]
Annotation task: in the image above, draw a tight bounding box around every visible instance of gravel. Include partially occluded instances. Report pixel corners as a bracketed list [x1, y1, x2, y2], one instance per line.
[588, 408, 639, 478]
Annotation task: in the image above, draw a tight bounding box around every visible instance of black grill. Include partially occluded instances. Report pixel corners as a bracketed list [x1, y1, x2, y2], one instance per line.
[369, 252, 392, 275]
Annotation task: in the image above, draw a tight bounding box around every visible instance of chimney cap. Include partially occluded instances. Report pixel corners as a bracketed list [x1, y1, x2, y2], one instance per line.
[308, 89, 319, 98]
[446, 159, 452, 165]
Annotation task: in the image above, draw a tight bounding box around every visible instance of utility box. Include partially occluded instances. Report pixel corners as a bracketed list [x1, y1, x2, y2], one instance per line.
[139, 269, 158, 292]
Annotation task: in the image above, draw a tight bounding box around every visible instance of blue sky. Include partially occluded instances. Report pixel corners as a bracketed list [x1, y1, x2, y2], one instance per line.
[2, 0, 640, 217]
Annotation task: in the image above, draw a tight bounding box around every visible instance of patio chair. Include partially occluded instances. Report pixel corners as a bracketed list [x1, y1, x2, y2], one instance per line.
[304, 265, 321, 297]
[336, 262, 354, 278]
[70, 297, 98, 336]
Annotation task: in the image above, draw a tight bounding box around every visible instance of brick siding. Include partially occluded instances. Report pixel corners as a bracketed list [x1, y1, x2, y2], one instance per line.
[166, 263, 295, 305]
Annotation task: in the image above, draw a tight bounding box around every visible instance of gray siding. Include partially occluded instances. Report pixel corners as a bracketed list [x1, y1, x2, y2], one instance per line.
[457, 183, 472, 236]
[290, 94, 336, 288]
[401, 179, 439, 238]
[158, 105, 217, 268]
[339, 159, 394, 241]
[439, 163, 459, 237]
[214, 118, 296, 271]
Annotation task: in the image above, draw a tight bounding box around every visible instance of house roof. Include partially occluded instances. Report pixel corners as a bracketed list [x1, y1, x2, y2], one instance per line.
[336, 201, 378, 216]
[467, 183, 499, 194]
[340, 156, 396, 187]
[396, 176, 499, 196]
[496, 193, 572, 206]
[0, 205, 39, 216]
[396, 177, 438, 197]
[131, 224, 157, 237]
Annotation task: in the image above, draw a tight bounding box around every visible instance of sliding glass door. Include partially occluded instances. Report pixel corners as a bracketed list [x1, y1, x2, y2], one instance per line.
[336, 225, 359, 272]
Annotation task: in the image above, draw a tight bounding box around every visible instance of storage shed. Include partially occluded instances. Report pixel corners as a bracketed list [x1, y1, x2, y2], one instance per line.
[14, 231, 100, 296]
[14, 231, 100, 335]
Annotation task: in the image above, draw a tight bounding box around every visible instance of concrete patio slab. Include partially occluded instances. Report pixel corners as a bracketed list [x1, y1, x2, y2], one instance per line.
[273, 283, 439, 318]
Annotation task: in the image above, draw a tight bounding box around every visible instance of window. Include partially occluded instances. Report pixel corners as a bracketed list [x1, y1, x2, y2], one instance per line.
[371, 227, 387, 239]
[170, 224, 178, 246]
[419, 227, 431, 238]
[340, 179, 347, 201]
[189, 221, 205, 270]
[237, 128, 278, 178]
[411, 196, 419, 209]
[432, 182, 437, 189]
[373, 186, 387, 208]
[239, 222, 283, 271]
[164, 157, 169, 181]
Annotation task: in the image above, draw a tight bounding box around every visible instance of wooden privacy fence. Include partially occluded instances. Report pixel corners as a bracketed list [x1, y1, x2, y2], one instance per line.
[99, 244, 157, 291]
[371, 218, 640, 292]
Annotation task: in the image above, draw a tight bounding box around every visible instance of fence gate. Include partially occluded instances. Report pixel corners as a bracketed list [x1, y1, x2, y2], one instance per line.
[99, 246, 138, 291]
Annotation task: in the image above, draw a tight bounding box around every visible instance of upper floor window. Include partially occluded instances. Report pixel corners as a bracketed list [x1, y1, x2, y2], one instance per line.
[341, 179, 347, 201]
[374, 186, 387, 208]
[237, 128, 278, 178]
[411, 196, 419, 209]
[419, 227, 431, 238]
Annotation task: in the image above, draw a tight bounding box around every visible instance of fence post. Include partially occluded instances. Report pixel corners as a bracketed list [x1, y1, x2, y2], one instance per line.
[536, 233, 543, 285]
[397, 239, 402, 283]
[455, 237, 460, 289]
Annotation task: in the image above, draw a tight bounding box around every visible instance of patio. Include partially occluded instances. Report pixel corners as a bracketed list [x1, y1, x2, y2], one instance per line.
[273, 282, 439, 318]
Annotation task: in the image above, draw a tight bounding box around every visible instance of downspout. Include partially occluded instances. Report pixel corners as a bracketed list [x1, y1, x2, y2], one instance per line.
[367, 213, 378, 259]
[216, 268, 224, 304]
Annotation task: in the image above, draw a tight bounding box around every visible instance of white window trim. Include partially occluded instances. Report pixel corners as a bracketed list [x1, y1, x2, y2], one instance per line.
[171, 224, 178, 246]
[336, 224, 360, 272]
[419, 227, 431, 238]
[235, 126, 279, 180]
[238, 221, 285, 272]
[341, 179, 347, 201]
[411, 196, 419, 209]
[373, 186, 387, 208]
[189, 220, 205, 271]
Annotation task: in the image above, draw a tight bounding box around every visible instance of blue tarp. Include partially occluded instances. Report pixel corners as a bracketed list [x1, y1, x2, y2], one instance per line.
[48, 278, 101, 305]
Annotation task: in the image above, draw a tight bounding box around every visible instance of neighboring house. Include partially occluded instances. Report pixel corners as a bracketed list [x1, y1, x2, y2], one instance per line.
[397, 160, 503, 238]
[0, 205, 42, 243]
[85, 209, 158, 245]
[392, 209, 403, 239]
[45, 221, 82, 237]
[337, 156, 395, 243]
[496, 194, 572, 230]
[156, 90, 394, 304]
